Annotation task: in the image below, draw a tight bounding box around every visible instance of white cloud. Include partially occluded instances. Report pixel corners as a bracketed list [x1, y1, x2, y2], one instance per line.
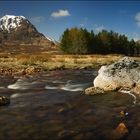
[135, 12, 140, 26]
[30, 16, 44, 23]
[95, 25, 106, 32]
[51, 9, 70, 18]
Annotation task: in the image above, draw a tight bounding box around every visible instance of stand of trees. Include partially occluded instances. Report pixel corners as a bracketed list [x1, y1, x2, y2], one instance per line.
[60, 27, 140, 56]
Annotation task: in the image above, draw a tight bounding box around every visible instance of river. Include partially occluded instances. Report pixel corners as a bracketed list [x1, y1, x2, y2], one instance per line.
[0, 69, 139, 139]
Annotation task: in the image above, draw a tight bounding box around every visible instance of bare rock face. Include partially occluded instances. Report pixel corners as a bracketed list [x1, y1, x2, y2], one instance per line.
[85, 57, 140, 95]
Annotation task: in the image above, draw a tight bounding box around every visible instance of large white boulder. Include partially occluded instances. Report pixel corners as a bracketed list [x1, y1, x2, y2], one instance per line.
[93, 57, 140, 91]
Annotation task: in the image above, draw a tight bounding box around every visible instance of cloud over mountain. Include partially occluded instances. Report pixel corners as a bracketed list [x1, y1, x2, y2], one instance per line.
[51, 9, 70, 18]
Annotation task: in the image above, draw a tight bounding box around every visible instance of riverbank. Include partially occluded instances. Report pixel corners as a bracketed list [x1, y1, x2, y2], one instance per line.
[0, 53, 129, 75]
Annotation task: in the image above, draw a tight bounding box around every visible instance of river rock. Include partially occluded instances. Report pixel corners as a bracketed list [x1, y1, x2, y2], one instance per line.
[85, 86, 105, 95]
[0, 96, 10, 105]
[132, 84, 140, 95]
[112, 122, 128, 139]
[94, 57, 140, 91]
[25, 66, 36, 75]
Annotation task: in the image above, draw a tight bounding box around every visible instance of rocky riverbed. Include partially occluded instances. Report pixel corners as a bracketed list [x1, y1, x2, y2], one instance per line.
[0, 69, 140, 139]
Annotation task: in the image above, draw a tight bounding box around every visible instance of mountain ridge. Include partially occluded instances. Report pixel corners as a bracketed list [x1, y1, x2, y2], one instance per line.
[0, 15, 57, 47]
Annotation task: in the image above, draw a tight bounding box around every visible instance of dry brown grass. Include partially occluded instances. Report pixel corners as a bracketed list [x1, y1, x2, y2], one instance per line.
[1, 53, 140, 71]
[11, 54, 124, 70]
[16, 54, 122, 62]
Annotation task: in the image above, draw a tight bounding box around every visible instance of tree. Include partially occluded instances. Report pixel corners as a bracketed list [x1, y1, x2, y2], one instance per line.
[60, 28, 71, 53]
[60, 28, 89, 54]
[60, 27, 140, 56]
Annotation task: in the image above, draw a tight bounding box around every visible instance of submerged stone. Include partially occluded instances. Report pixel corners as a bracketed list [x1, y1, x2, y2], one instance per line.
[112, 122, 128, 139]
[85, 86, 105, 95]
[0, 96, 10, 106]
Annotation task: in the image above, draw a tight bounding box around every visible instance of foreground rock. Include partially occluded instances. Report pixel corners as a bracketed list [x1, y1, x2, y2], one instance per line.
[85, 87, 105, 95]
[112, 122, 128, 139]
[0, 96, 10, 106]
[85, 57, 140, 95]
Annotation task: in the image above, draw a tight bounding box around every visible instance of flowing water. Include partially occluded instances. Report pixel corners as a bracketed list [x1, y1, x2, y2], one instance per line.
[0, 69, 140, 140]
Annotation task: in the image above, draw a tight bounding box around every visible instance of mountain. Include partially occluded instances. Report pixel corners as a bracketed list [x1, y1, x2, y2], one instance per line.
[0, 15, 57, 47]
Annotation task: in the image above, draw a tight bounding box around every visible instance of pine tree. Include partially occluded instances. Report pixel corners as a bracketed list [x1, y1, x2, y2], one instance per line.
[60, 27, 140, 56]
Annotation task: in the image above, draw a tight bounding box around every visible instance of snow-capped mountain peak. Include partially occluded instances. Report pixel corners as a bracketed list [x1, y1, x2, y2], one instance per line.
[0, 15, 58, 48]
[0, 15, 27, 32]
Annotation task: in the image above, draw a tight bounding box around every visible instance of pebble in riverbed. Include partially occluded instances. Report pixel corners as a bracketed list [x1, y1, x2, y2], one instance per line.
[112, 122, 128, 139]
[0, 96, 10, 106]
[0, 66, 41, 76]
[85, 86, 105, 95]
[120, 110, 129, 117]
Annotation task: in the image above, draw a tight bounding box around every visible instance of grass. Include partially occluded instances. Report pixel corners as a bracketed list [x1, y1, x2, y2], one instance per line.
[0, 53, 124, 70]
[1, 52, 140, 75]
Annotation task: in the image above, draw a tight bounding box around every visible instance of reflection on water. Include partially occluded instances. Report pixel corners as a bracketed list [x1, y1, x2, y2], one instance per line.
[0, 69, 140, 139]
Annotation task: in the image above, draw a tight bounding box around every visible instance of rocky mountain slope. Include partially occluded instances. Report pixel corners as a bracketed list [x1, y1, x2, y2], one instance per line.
[0, 15, 57, 48]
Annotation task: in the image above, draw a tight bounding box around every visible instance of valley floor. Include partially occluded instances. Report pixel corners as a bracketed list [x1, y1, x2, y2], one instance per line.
[0, 53, 126, 75]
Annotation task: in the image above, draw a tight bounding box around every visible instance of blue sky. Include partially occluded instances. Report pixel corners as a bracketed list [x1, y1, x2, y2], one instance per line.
[1, 1, 140, 41]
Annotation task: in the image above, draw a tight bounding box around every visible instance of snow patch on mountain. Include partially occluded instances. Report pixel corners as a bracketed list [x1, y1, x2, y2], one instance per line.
[46, 36, 59, 45]
[46, 36, 53, 42]
[0, 15, 27, 32]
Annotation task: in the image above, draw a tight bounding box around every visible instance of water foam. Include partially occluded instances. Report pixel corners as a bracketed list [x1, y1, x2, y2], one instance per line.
[8, 83, 29, 90]
[0, 87, 5, 89]
[119, 90, 137, 104]
[45, 86, 58, 90]
[11, 93, 20, 98]
[45, 82, 88, 92]
[60, 83, 84, 92]
[7, 78, 40, 90]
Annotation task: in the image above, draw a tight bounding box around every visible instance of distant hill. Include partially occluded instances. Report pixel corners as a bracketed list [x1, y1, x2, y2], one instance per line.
[0, 15, 58, 52]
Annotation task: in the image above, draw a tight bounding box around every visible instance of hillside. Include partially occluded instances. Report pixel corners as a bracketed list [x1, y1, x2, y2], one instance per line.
[0, 15, 59, 53]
